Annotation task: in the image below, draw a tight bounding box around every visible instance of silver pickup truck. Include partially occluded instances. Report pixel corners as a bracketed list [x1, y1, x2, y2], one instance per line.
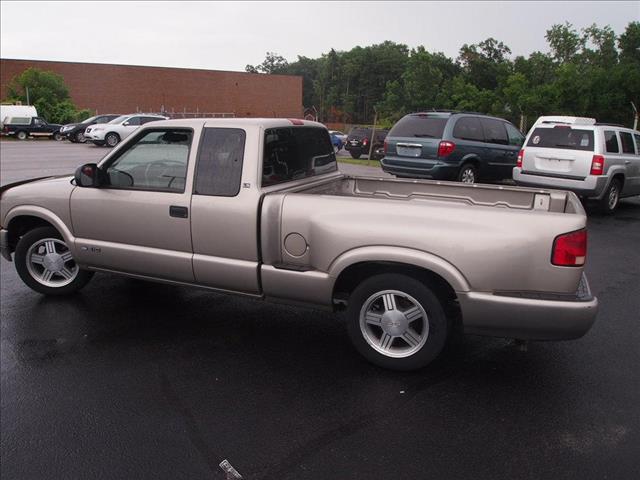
[0, 119, 598, 370]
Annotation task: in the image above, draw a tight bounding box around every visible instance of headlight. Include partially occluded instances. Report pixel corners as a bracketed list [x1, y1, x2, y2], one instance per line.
[61, 126, 71, 132]
[92, 127, 104, 132]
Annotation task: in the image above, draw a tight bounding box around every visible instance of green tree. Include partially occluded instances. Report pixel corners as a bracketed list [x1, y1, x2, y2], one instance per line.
[546, 22, 584, 63]
[4, 67, 83, 124]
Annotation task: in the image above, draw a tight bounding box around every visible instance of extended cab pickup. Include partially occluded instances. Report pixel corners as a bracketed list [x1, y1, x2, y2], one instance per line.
[2, 116, 63, 141]
[0, 119, 598, 370]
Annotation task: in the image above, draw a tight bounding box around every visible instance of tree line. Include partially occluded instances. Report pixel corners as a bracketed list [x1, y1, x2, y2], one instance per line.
[246, 21, 640, 130]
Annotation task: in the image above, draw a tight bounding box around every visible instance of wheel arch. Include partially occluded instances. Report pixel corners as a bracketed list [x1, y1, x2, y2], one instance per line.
[330, 246, 470, 305]
[5, 207, 74, 252]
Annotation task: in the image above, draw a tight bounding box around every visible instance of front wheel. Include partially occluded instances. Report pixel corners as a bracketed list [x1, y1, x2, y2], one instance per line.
[346, 273, 450, 370]
[75, 131, 86, 143]
[105, 132, 120, 147]
[52, 132, 63, 141]
[14, 226, 94, 295]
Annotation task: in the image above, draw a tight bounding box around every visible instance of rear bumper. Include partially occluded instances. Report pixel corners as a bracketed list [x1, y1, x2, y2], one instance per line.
[513, 168, 609, 199]
[458, 274, 598, 340]
[0, 229, 11, 261]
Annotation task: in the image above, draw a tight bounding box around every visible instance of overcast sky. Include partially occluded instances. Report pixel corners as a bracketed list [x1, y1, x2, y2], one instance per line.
[1, 1, 638, 71]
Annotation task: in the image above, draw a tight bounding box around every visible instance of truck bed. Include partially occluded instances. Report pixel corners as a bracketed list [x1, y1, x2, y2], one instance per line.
[297, 175, 583, 214]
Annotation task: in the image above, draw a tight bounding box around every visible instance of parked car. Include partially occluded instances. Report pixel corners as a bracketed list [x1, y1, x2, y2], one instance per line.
[1, 116, 63, 141]
[85, 113, 168, 147]
[344, 127, 389, 160]
[0, 104, 38, 129]
[382, 111, 525, 183]
[60, 114, 120, 143]
[513, 116, 640, 214]
[0, 118, 598, 371]
[329, 129, 348, 145]
[330, 133, 344, 152]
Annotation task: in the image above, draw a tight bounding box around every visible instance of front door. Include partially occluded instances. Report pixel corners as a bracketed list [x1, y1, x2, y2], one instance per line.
[70, 127, 197, 282]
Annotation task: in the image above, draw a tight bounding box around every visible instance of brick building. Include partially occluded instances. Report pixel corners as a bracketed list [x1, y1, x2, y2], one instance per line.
[0, 58, 303, 118]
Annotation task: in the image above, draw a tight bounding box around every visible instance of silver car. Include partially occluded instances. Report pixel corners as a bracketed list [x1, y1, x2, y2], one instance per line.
[513, 116, 640, 213]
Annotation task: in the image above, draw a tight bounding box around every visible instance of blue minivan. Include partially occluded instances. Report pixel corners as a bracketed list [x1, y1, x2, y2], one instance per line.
[381, 111, 525, 183]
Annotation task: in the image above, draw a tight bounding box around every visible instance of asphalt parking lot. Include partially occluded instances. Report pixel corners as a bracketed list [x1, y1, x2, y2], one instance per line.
[1, 140, 639, 480]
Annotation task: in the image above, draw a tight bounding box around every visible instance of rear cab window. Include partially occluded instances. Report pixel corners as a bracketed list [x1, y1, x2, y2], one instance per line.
[604, 130, 619, 153]
[262, 127, 337, 187]
[526, 127, 595, 151]
[194, 128, 246, 196]
[634, 134, 640, 154]
[388, 115, 448, 139]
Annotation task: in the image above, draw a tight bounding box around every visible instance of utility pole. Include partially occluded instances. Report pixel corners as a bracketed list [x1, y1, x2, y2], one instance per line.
[25, 86, 30, 105]
[631, 102, 638, 131]
[368, 107, 378, 166]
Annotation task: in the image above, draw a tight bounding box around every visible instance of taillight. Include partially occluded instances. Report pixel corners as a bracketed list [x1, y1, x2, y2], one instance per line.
[590, 155, 604, 175]
[383, 139, 388, 153]
[517, 149, 524, 168]
[363, 138, 369, 146]
[552, 229, 587, 267]
[437, 141, 455, 157]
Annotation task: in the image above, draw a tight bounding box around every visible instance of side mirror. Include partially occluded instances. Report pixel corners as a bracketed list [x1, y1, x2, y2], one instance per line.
[74, 163, 100, 187]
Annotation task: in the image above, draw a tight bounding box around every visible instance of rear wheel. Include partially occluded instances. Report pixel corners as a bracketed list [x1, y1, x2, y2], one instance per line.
[599, 178, 622, 214]
[14, 226, 94, 295]
[16, 131, 28, 140]
[457, 163, 478, 184]
[346, 273, 450, 370]
[350, 151, 362, 159]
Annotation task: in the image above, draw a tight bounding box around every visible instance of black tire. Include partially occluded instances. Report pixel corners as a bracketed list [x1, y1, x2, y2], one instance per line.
[75, 131, 86, 143]
[350, 151, 362, 159]
[16, 130, 28, 140]
[105, 132, 120, 147]
[346, 273, 450, 371]
[52, 131, 63, 141]
[14, 226, 94, 296]
[598, 178, 622, 214]
[457, 163, 478, 184]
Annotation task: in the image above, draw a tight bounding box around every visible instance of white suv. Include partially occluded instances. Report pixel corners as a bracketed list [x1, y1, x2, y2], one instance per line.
[513, 116, 640, 213]
[85, 114, 168, 147]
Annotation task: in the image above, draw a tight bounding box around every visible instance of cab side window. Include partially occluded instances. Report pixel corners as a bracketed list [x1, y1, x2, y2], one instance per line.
[634, 134, 640, 155]
[104, 129, 192, 192]
[619, 131, 635, 154]
[125, 117, 141, 126]
[480, 118, 508, 145]
[194, 128, 246, 196]
[33, 118, 45, 126]
[505, 123, 525, 146]
[453, 117, 484, 142]
[604, 130, 620, 153]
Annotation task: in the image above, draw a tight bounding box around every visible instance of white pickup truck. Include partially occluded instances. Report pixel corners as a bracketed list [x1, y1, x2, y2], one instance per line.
[0, 119, 598, 370]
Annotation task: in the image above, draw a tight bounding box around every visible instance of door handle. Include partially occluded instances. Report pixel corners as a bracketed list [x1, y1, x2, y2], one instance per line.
[169, 205, 188, 218]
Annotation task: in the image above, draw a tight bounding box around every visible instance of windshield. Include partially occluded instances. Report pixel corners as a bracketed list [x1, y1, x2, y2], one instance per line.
[81, 115, 99, 124]
[526, 127, 594, 151]
[108, 115, 129, 124]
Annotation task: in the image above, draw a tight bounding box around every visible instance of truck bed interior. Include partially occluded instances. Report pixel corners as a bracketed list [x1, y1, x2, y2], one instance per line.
[298, 175, 581, 214]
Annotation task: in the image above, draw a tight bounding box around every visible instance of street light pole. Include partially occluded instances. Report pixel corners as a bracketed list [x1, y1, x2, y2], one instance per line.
[368, 107, 378, 166]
